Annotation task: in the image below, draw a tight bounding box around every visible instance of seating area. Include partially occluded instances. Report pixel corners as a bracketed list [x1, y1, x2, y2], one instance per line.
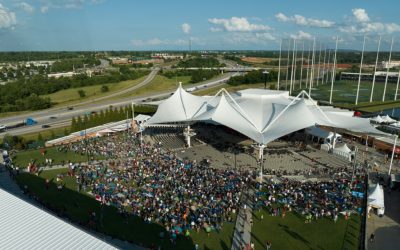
[145, 126, 187, 150]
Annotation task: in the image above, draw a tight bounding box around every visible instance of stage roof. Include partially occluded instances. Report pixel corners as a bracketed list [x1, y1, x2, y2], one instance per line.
[0, 188, 117, 249]
[147, 85, 386, 144]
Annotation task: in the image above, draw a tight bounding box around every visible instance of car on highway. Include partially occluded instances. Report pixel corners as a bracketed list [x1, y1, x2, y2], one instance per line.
[49, 116, 57, 119]
[67, 107, 74, 110]
[41, 124, 51, 128]
[0, 124, 6, 132]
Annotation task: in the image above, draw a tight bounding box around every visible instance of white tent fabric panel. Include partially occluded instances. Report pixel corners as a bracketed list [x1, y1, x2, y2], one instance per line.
[148, 85, 206, 124]
[381, 115, 397, 124]
[147, 87, 387, 144]
[370, 115, 384, 123]
[0, 188, 117, 249]
[368, 184, 385, 209]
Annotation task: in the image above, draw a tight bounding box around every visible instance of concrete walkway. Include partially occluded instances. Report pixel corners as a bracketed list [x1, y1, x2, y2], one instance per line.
[231, 187, 255, 250]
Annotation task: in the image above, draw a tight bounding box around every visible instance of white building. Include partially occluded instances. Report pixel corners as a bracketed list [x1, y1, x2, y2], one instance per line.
[381, 60, 400, 69]
[48, 71, 77, 79]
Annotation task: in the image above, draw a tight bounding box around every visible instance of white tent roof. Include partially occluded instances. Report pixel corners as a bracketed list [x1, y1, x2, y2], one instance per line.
[306, 126, 341, 139]
[0, 188, 117, 249]
[381, 115, 397, 124]
[135, 114, 151, 123]
[368, 184, 385, 209]
[334, 144, 352, 154]
[147, 87, 386, 144]
[370, 115, 384, 123]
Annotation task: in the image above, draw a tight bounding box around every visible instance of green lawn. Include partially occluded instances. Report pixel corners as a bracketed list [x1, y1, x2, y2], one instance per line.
[194, 82, 270, 96]
[292, 80, 398, 105]
[42, 75, 148, 106]
[11, 146, 102, 168]
[251, 209, 361, 250]
[16, 168, 236, 250]
[115, 75, 191, 99]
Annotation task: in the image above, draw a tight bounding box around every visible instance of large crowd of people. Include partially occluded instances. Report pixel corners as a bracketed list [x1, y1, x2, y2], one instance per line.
[256, 167, 366, 222]
[61, 134, 252, 237]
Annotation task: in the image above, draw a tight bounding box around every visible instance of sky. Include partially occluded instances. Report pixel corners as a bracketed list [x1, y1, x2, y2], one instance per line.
[1, 0, 400, 51]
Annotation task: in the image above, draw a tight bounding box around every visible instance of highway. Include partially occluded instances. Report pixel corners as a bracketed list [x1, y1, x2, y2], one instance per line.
[0, 71, 237, 138]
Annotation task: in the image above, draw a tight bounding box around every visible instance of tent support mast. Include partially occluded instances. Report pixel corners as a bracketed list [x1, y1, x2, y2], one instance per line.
[258, 144, 265, 189]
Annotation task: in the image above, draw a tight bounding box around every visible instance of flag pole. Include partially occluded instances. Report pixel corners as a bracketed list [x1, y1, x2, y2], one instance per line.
[277, 39, 282, 90]
[300, 40, 305, 90]
[383, 37, 394, 102]
[329, 36, 339, 104]
[356, 36, 366, 105]
[370, 36, 381, 102]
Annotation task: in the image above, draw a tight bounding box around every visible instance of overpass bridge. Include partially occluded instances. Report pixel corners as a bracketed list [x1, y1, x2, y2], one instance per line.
[174, 67, 269, 72]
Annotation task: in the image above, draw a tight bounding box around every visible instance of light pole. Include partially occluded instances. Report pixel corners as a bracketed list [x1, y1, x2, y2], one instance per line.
[263, 70, 269, 89]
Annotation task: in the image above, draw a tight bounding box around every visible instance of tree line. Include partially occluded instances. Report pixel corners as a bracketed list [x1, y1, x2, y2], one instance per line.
[228, 70, 279, 86]
[50, 57, 100, 72]
[176, 57, 223, 68]
[70, 105, 157, 133]
[162, 69, 220, 83]
[0, 70, 149, 112]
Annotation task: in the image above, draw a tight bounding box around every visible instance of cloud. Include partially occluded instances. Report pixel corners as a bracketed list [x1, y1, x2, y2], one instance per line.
[352, 8, 369, 22]
[17, 2, 35, 13]
[290, 31, 312, 40]
[210, 27, 222, 32]
[275, 13, 334, 28]
[0, 4, 17, 29]
[208, 17, 271, 32]
[40, 6, 49, 13]
[39, 0, 104, 13]
[181, 23, 191, 34]
[131, 38, 187, 47]
[339, 8, 400, 34]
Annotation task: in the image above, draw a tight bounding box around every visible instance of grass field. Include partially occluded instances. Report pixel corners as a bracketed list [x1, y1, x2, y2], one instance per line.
[42, 75, 148, 106]
[194, 82, 268, 96]
[16, 168, 236, 250]
[115, 75, 191, 99]
[291, 80, 399, 105]
[11, 146, 103, 167]
[251, 209, 361, 250]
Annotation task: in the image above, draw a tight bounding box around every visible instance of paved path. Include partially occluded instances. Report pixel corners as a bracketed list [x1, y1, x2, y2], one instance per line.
[231, 187, 255, 250]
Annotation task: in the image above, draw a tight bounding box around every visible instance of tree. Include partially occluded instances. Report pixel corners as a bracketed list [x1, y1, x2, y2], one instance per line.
[71, 117, 78, 132]
[50, 130, 55, 139]
[78, 89, 86, 98]
[37, 133, 43, 141]
[101, 85, 109, 92]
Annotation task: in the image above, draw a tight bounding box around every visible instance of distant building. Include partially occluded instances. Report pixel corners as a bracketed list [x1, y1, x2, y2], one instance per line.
[381, 60, 400, 69]
[340, 71, 399, 83]
[109, 57, 129, 65]
[151, 53, 183, 60]
[24, 60, 55, 68]
[48, 72, 77, 79]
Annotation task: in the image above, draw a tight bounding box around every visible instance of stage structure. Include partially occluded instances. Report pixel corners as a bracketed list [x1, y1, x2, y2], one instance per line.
[147, 84, 388, 183]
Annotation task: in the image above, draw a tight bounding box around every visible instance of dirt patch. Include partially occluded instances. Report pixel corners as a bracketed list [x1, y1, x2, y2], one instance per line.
[241, 57, 276, 63]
